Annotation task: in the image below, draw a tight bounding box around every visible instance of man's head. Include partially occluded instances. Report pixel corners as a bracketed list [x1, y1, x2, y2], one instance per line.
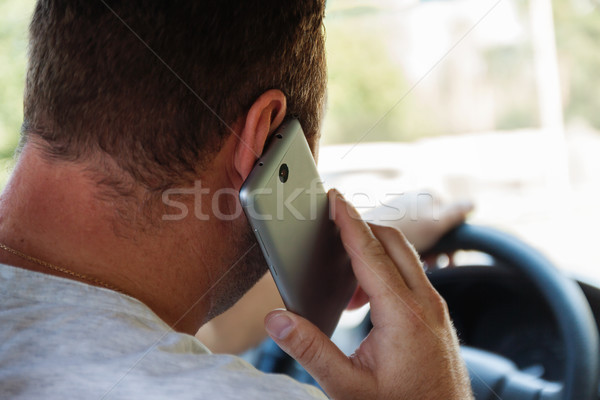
[23, 0, 326, 191]
[16, 0, 327, 329]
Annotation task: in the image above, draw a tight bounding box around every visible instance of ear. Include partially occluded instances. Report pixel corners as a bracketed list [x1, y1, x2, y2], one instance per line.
[232, 89, 286, 188]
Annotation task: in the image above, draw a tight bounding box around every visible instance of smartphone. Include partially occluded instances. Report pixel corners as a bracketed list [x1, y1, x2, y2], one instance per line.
[239, 119, 357, 337]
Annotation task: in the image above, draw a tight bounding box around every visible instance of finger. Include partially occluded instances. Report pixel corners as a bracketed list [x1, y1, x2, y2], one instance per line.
[369, 223, 430, 292]
[329, 189, 408, 299]
[265, 309, 360, 398]
[437, 201, 473, 233]
[408, 200, 474, 253]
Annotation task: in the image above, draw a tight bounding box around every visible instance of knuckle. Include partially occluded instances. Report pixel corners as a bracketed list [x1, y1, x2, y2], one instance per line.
[405, 300, 427, 325]
[363, 238, 388, 259]
[427, 289, 450, 322]
[394, 294, 427, 327]
[295, 333, 323, 366]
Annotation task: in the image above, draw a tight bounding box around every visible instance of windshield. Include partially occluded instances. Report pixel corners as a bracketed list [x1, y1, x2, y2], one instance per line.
[1, 0, 599, 281]
[318, 0, 600, 282]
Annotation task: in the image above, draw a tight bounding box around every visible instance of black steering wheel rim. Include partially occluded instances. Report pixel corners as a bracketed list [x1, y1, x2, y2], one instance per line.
[427, 224, 599, 400]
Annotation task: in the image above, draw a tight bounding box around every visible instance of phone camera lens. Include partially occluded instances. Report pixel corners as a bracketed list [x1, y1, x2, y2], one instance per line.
[279, 164, 289, 183]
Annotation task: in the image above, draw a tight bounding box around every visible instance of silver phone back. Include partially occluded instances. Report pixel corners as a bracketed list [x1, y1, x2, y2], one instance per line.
[239, 120, 357, 337]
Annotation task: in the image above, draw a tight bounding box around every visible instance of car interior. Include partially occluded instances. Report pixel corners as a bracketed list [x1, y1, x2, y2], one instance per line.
[1, 0, 600, 399]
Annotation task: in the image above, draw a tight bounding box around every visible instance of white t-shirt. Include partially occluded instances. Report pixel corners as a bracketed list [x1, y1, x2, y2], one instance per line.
[0, 264, 327, 399]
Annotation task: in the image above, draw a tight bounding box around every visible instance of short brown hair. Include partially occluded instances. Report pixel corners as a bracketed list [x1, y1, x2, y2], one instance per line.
[23, 1, 326, 191]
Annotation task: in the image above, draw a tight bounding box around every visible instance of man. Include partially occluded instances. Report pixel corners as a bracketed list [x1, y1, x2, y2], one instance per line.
[0, 1, 472, 399]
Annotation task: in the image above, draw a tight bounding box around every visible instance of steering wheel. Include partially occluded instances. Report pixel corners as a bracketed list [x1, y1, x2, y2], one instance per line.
[253, 224, 599, 399]
[424, 224, 599, 400]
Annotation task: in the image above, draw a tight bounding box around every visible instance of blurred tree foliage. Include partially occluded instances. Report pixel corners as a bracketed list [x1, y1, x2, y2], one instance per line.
[0, 0, 34, 187]
[553, 0, 600, 129]
[484, 44, 539, 130]
[321, 7, 442, 145]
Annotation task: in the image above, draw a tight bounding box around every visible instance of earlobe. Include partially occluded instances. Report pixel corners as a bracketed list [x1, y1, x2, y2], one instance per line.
[232, 90, 287, 188]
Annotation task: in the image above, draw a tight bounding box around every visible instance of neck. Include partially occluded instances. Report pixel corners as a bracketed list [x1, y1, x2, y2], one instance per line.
[0, 145, 223, 334]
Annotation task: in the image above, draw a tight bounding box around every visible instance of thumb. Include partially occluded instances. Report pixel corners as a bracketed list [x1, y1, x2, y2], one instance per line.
[264, 309, 356, 395]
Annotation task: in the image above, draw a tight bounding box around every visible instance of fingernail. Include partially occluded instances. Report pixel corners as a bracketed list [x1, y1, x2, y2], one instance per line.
[330, 188, 345, 201]
[266, 313, 294, 340]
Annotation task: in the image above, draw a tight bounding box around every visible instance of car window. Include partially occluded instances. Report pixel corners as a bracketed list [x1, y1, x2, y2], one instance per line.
[320, 0, 600, 282]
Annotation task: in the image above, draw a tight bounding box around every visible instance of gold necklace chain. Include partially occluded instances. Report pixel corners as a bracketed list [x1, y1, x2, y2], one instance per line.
[0, 242, 128, 295]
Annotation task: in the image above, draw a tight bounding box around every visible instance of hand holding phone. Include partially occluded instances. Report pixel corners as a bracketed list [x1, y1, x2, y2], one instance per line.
[239, 119, 356, 337]
[263, 191, 473, 400]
